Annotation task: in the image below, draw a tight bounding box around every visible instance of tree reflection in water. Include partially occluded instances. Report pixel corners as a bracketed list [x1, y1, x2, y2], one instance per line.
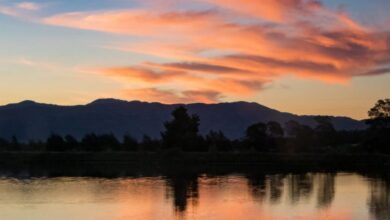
[269, 174, 285, 203]
[369, 177, 390, 220]
[165, 173, 199, 215]
[244, 173, 337, 206]
[246, 173, 267, 202]
[287, 173, 314, 204]
[317, 173, 336, 208]
[162, 172, 390, 220]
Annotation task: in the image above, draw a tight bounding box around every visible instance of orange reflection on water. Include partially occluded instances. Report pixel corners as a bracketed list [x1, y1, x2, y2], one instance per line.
[0, 173, 386, 220]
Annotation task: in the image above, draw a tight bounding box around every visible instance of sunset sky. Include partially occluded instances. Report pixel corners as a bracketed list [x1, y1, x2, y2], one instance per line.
[0, 0, 389, 119]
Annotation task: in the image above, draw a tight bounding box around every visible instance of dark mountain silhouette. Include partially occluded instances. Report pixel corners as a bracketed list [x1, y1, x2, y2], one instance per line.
[0, 99, 366, 141]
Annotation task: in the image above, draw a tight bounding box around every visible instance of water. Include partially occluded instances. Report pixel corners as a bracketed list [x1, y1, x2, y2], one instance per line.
[0, 172, 388, 220]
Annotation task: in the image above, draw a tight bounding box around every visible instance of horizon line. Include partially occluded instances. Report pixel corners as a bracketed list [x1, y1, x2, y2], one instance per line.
[0, 98, 364, 121]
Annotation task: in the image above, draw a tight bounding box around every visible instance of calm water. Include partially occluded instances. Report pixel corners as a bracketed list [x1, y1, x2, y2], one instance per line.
[0, 172, 389, 220]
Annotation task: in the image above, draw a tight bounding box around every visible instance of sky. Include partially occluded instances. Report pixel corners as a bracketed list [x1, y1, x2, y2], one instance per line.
[0, 0, 389, 119]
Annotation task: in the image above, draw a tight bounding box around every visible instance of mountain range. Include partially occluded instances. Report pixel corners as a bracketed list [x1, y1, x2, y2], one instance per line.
[0, 99, 366, 141]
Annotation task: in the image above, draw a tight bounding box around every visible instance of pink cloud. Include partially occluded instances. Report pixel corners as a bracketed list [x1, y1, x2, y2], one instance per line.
[43, 9, 221, 37]
[0, 1, 43, 17]
[40, 0, 390, 102]
[121, 88, 222, 104]
[202, 0, 323, 22]
[16, 2, 41, 11]
[102, 65, 266, 96]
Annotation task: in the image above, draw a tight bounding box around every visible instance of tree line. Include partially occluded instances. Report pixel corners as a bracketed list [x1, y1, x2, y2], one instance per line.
[0, 99, 388, 154]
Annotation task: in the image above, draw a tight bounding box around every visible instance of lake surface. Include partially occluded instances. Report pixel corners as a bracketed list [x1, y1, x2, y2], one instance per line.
[0, 172, 389, 220]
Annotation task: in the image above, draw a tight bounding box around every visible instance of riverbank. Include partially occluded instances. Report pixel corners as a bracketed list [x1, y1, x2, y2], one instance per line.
[0, 152, 389, 177]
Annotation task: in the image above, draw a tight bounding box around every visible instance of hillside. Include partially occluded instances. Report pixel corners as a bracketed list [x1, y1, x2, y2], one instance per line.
[0, 99, 366, 141]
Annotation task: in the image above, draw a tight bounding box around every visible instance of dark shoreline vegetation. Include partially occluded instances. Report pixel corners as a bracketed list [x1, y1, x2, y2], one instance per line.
[0, 99, 388, 171]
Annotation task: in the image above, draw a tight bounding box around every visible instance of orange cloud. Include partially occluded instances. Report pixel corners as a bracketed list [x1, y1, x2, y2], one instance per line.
[44, 9, 221, 37]
[103, 66, 183, 83]
[41, 0, 390, 103]
[202, 0, 323, 22]
[121, 88, 221, 104]
[102, 65, 265, 97]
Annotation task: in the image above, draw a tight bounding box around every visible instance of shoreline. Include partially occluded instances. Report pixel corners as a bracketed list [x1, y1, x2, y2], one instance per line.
[0, 152, 389, 178]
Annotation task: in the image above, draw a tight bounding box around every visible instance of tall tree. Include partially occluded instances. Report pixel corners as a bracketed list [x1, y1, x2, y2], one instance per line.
[245, 122, 268, 152]
[81, 133, 99, 152]
[10, 136, 21, 151]
[284, 121, 315, 152]
[162, 106, 202, 151]
[140, 135, 160, 152]
[364, 99, 390, 153]
[123, 135, 139, 152]
[98, 134, 120, 151]
[314, 116, 337, 147]
[267, 121, 284, 138]
[367, 99, 390, 129]
[205, 130, 231, 152]
[266, 121, 284, 151]
[285, 120, 301, 137]
[0, 138, 9, 151]
[46, 134, 66, 152]
[64, 135, 79, 151]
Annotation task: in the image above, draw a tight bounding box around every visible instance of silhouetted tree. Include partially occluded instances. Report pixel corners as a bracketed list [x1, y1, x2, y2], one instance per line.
[162, 106, 203, 152]
[335, 130, 365, 153]
[314, 116, 335, 133]
[0, 138, 9, 151]
[140, 135, 160, 152]
[205, 130, 231, 152]
[98, 134, 120, 151]
[364, 99, 390, 153]
[81, 133, 119, 152]
[64, 135, 79, 151]
[81, 133, 99, 152]
[46, 134, 66, 152]
[314, 116, 337, 148]
[267, 121, 284, 138]
[231, 139, 247, 152]
[122, 135, 139, 152]
[10, 136, 21, 151]
[27, 140, 45, 152]
[285, 120, 301, 137]
[266, 121, 284, 151]
[367, 99, 390, 129]
[245, 122, 268, 152]
[284, 121, 315, 152]
[369, 99, 390, 118]
[296, 125, 316, 152]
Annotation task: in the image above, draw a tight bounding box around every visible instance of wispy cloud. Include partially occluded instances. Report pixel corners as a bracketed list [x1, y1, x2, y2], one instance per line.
[16, 2, 41, 11]
[201, 0, 323, 22]
[121, 88, 222, 104]
[13, 57, 57, 70]
[43, 9, 221, 36]
[0, 1, 43, 18]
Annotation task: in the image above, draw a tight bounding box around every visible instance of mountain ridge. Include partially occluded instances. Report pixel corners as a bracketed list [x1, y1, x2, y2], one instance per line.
[0, 99, 366, 141]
